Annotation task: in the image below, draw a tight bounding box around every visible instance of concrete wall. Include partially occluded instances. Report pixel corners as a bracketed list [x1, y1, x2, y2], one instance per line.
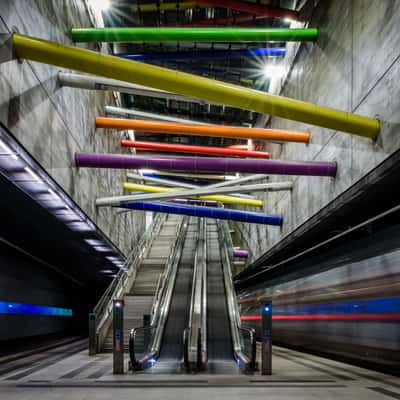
[235, 0, 400, 262]
[0, 0, 145, 256]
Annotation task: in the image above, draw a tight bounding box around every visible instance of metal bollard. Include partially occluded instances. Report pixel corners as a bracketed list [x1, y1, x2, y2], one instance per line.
[113, 300, 125, 374]
[261, 301, 272, 375]
[88, 313, 97, 356]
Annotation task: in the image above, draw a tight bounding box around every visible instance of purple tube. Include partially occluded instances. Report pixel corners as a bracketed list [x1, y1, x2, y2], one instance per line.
[75, 153, 337, 177]
[233, 249, 249, 258]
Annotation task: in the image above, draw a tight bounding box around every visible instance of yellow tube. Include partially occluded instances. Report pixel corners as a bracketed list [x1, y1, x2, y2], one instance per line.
[123, 182, 263, 207]
[12, 33, 380, 138]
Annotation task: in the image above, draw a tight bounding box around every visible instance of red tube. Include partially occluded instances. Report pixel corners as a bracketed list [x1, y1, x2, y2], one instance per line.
[225, 144, 255, 150]
[121, 140, 269, 158]
[198, 0, 301, 21]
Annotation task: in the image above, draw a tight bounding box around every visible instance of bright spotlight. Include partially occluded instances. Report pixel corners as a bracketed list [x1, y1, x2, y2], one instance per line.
[90, 0, 110, 12]
[262, 64, 285, 80]
[284, 18, 294, 25]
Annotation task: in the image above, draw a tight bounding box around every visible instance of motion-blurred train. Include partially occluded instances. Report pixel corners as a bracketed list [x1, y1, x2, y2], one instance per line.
[237, 248, 400, 375]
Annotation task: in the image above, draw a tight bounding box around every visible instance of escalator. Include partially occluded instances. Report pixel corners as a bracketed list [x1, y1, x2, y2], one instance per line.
[156, 217, 198, 369]
[206, 219, 236, 373]
[129, 216, 198, 371]
[129, 216, 256, 373]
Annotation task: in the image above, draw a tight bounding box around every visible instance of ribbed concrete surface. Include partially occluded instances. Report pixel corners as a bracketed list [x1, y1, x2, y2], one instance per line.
[102, 216, 181, 352]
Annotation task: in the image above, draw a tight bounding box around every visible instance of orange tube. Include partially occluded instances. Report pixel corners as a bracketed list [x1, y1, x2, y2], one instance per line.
[96, 118, 310, 143]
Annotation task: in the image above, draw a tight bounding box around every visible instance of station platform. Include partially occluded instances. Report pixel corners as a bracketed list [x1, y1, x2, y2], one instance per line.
[0, 344, 399, 400]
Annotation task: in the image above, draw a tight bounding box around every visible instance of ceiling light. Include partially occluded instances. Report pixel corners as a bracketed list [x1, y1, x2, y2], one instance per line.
[0, 139, 18, 160]
[24, 166, 43, 183]
[262, 64, 285, 80]
[89, 0, 110, 12]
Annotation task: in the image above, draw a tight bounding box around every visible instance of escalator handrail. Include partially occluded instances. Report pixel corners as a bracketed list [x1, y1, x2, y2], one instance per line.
[218, 220, 257, 370]
[129, 216, 189, 370]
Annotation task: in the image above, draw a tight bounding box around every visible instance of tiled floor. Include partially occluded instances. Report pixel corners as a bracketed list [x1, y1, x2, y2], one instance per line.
[0, 344, 399, 399]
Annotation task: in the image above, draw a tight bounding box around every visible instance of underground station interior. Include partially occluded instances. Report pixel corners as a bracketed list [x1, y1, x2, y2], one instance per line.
[0, 0, 399, 399]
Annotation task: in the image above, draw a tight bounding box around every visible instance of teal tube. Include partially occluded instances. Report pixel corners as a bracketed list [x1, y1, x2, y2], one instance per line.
[71, 27, 318, 43]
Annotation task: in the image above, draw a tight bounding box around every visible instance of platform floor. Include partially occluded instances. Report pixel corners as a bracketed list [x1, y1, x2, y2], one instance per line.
[0, 344, 399, 399]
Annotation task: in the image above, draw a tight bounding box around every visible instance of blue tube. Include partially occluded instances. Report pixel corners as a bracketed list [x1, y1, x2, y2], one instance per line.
[116, 47, 286, 62]
[117, 201, 283, 226]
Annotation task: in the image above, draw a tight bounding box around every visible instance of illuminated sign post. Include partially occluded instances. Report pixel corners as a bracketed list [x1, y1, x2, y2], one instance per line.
[261, 301, 272, 375]
[113, 299, 124, 374]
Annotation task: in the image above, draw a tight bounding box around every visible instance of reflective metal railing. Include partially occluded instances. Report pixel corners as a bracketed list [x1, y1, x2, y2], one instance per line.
[183, 218, 207, 371]
[129, 217, 188, 370]
[92, 213, 166, 353]
[218, 220, 257, 371]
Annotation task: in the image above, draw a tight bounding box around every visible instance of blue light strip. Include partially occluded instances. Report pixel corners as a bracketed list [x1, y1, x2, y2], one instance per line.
[272, 297, 400, 315]
[0, 301, 73, 317]
[116, 47, 286, 62]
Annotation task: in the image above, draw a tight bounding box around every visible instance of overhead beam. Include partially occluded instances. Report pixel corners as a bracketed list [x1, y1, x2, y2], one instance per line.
[117, 201, 283, 226]
[181, 14, 271, 27]
[116, 47, 286, 62]
[97, 118, 310, 143]
[198, 0, 301, 20]
[74, 153, 337, 177]
[71, 27, 317, 43]
[121, 140, 270, 158]
[105, 106, 209, 125]
[133, 1, 204, 12]
[58, 72, 208, 105]
[9, 33, 380, 138]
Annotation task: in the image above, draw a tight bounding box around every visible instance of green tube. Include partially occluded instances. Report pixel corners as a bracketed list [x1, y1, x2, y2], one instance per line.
[229, 229, 236, 234]
[71, 27, 318, 43]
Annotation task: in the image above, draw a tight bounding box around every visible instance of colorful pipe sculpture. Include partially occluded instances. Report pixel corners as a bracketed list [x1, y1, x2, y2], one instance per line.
[133, 0, 299, 21]
[97, 118, 310, 144]
[116, 47, 286, 62]
[11, 33, 380, 138]
[133, 1, 203, 12]
[71, 28, 318, 43]
[226, 144, 255, 150]
[182, 14, 271, 27]
[122, 182, 263, 207]
[170, 199, 219, 207]
[233, 249, 249, 257]
[58, 72, 208, 105]
[126, 172, 259, 200]
[198, 0, 300, 20]
[117, 201, 283, 226]
[75, 153, 337, 177]
[144, 172, 229, 181]
[99, 180, 291, 206]
[121, 140, 270, 158]
[106, 106, 209, 125]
